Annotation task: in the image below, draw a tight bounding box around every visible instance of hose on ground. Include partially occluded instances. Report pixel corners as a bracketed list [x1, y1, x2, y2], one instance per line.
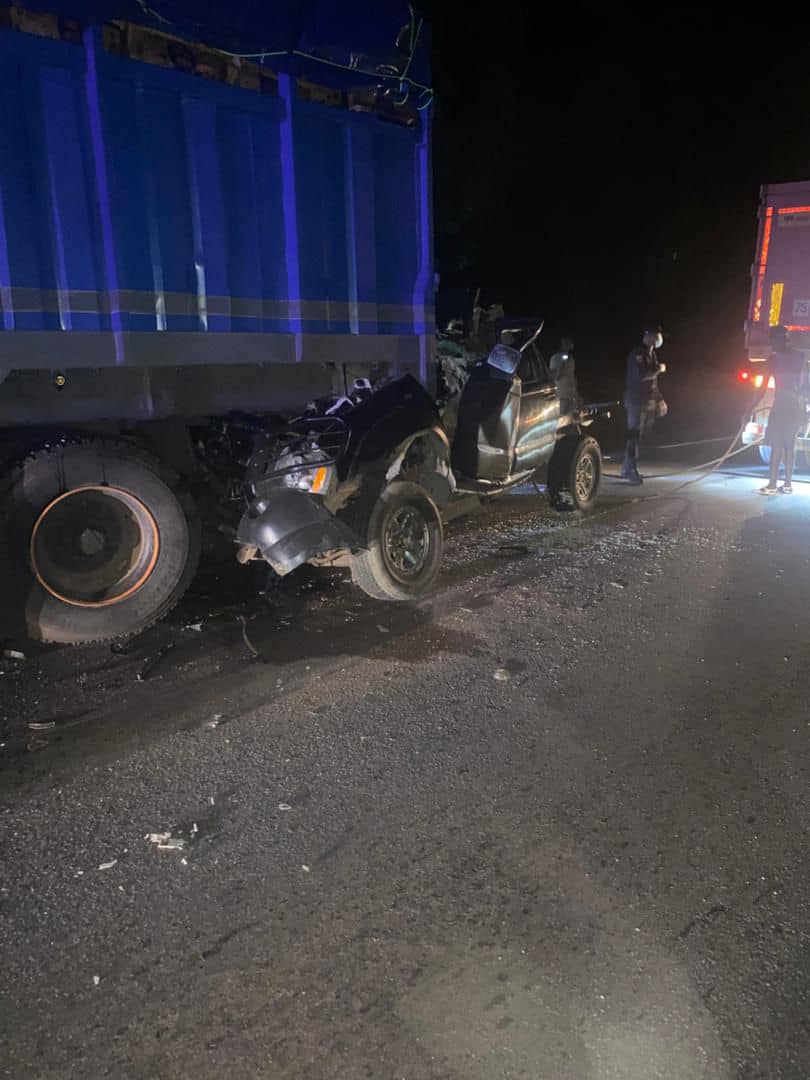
[619, 388, 769, 495]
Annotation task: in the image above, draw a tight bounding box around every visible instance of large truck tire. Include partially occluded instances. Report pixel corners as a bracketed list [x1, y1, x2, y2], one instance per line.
[0, 440, 200, 645]
[547, 435, 602, 511]
[348, 480, 443, 601]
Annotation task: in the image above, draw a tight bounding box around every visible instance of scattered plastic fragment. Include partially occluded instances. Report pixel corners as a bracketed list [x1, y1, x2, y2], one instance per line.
[147, 832, 186, 851]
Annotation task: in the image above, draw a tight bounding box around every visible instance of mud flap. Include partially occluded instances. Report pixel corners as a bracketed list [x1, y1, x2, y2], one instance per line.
[236, 490, 364, 576]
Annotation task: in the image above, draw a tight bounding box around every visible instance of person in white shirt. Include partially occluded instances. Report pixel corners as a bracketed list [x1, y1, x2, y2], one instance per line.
[549, 335, 578, 417]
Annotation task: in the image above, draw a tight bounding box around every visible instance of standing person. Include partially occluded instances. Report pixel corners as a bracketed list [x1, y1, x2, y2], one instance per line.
[549, 335, 579, 417]
[621, 327, 667, 484]
[760, 325, 807, 495]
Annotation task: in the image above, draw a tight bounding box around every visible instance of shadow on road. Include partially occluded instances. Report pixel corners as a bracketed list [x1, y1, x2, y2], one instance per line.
[0, 504, 528, 791]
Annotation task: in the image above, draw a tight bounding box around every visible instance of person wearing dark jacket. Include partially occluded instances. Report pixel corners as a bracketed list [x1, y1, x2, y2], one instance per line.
[621, 327, 667, 484]
[760, 325, 807, 495]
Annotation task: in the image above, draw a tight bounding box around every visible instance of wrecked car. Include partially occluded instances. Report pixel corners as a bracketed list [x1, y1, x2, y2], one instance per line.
[235, 328, 612, 600]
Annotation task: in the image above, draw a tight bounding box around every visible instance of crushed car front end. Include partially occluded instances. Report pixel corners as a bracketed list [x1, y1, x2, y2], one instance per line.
[234, 376, 450, 583]
[235, 414, 363, 576]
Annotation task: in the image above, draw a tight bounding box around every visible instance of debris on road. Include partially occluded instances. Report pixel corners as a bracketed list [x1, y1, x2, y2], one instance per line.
[93, 975, 100, 987]
[278, 803, 292, 812]
[184, 622, 204, 633]
[301, 864, 310, 873]
[146, 811, 220, 856]
[137, 642, 176, 682]
[147, 832, 186, 851]
[377, 625, 390, 634]
[2, 648, 25, 661]
[206, 714, 226, 729]
[491, 543, 531, 557]
[98, 859, 118, 871]
[237, 614, 261, 660]
[608, 581, 626, 590]
[28, 710, 92, 734]
[493, 668, 511, 682]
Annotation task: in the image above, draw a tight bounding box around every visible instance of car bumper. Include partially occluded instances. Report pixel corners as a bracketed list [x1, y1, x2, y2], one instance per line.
[236, 490, 363, 576]
[742, 421, 766, 446]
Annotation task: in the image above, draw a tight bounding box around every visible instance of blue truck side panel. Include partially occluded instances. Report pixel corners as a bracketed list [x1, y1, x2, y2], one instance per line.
[0, 17, 433, 423]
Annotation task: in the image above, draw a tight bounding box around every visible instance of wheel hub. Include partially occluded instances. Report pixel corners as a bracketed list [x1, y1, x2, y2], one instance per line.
[30, 485, 160, 607]
[78, 527, 105, 558]
[575, 453, 596, 502]
[382, 505, 430, 579]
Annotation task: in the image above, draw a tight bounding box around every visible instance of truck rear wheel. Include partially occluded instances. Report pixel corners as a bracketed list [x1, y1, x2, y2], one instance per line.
[547, 435, 602, 511]
[0, 441, 200, 645]
[348, 480, 443, 601]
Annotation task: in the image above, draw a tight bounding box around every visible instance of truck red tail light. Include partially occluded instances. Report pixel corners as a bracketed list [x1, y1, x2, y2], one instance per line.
[738, 370, 776, 389]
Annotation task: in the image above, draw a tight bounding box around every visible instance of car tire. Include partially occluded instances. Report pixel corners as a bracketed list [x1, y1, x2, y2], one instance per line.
[0, 440, 200, 645]
[348, 480, 443, 601]
[547, 435, 602, 511]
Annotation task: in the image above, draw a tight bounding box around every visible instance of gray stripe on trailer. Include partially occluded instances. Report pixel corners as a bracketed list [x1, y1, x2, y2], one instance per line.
[0, 330, 435, 371]
[0, 287, 429, 326]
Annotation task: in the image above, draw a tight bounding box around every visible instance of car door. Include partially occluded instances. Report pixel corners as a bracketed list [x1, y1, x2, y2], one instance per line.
[514, 345, 560, 471]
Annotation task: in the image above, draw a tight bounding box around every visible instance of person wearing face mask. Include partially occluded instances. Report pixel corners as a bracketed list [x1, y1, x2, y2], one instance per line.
[620, 326, 667, 484]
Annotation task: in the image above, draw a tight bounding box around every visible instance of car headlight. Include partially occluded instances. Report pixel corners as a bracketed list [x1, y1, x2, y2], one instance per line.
[281, 464, 333, 494]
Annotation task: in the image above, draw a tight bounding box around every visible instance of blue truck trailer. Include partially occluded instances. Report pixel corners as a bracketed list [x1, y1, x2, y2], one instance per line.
[0, 2, 434, 644]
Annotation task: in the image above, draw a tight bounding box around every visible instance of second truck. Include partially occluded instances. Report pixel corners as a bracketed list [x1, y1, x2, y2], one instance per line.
[742, 179, 810, 464]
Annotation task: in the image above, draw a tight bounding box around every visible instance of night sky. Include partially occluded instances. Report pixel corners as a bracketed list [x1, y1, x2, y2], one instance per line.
[424, 4, 810, 384]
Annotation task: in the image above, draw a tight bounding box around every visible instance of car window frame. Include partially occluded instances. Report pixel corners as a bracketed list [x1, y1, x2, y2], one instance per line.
[518, 344, 553, 391]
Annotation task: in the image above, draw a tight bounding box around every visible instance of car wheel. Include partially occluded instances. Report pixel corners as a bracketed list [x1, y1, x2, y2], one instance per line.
[349, 480, 443, 600]
[548, 435, 602, 511]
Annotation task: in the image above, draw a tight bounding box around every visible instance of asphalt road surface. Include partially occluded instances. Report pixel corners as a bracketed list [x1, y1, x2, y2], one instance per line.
[2, 457, 810, 1079]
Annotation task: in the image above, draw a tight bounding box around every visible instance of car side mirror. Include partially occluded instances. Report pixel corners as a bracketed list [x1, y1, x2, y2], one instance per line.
[487, 344, 520, 376]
